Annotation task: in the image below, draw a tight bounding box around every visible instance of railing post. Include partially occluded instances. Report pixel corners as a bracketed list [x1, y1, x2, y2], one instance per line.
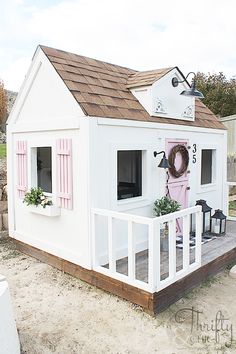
[148, 219, 160, 292]
[108, 216, 116, 272]
[168, 218, 176, 280]
[195, 209, 202, 265]
[182, 214, 190, 271]
[128, 221, 135, 281]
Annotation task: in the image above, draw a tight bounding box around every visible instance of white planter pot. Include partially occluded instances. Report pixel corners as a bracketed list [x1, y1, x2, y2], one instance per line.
[28, 204, 61, 217]
[160, 228, 169, 252]
[0, 275, 20, 354]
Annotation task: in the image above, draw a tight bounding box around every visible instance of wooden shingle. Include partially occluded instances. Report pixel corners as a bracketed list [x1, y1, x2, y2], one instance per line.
[41, 45, 225, 130]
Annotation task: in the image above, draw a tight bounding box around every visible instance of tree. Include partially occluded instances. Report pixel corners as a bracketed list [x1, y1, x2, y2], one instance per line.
[195, 72, 236, 118]
[0, 80, 7, 130]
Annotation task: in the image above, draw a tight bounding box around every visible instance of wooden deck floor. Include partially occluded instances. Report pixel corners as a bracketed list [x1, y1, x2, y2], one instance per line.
[104, 221, 236, 283]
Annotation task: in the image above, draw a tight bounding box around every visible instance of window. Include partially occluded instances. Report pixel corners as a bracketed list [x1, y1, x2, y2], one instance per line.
[37, 147, 52, 193]
[201, 149, 213, 185]
[117, 150, 142, 200]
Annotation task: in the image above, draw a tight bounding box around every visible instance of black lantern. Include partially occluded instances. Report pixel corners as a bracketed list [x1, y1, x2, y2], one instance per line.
[211, 209, 226, 235]
[196, 199, 212, 235]
[153, 151, 170, 169]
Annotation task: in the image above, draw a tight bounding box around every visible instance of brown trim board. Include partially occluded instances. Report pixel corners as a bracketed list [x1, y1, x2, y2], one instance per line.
[13, 239, 236, 315]
[154, 246, 236, 313]
[14, 239, 154, 313]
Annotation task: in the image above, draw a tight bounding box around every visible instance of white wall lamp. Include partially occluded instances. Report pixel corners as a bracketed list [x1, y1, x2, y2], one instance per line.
[172, 72, 204, 99]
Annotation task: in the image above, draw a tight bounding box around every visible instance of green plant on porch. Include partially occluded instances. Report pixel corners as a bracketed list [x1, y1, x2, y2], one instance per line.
[153, 197, 181, 252]
[153, 196, 181, 217]
[23, 187, 52, 208]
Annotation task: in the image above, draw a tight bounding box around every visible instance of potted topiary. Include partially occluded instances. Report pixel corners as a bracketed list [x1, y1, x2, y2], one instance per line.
[153, 196, 181, 251]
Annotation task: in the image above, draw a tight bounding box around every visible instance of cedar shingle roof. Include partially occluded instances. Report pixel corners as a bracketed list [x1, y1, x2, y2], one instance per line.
[126, 68, 173, 88]
[40, 45, 225, 130]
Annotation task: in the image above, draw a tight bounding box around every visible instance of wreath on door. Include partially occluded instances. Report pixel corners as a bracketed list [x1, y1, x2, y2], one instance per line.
[168, 144, 189, 178]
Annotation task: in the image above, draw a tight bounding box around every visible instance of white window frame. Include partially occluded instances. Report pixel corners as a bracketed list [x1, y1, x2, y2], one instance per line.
[110, 142, 151, 211]
[29, 140, 56, 202]
[197, 144, 218, 193]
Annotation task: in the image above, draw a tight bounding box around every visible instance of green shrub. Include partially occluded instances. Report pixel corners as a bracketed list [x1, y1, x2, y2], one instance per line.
[153, 196, 181, 217]
[0, 144, 6, 159]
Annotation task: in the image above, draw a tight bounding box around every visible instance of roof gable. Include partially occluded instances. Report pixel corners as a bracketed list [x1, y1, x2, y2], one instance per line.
[40, 45, 225, 130]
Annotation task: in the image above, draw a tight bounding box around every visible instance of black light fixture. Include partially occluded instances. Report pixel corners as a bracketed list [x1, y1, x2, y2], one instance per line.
[196, 199, 212, 235]
[211, 209, 227, 236]
[153, 151, 170, 169]
[172, 72, 204, 99]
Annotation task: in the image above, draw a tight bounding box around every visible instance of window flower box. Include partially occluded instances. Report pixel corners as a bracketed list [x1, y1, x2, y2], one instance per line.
[28, 204, 61, 217]
[23, 187, 60, 216]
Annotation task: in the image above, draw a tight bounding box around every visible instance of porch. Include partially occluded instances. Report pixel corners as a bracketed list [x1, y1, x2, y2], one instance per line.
[13, 196, 236, 315]
[105, 221, 236, 283]
[91, 205, 236, 313]
[106, 221, 236, 283]
[13, 216, 236, 314]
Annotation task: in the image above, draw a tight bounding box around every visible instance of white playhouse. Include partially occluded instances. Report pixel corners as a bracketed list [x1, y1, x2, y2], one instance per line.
[7, 45, 230, 312]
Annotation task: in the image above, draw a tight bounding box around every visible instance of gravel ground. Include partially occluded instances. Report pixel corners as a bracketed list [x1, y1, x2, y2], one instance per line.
[1, 237, 236, 354]
[0, 157, 7, 181]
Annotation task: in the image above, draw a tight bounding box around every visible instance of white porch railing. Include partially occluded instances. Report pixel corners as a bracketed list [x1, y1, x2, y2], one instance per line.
[91, 206, 202, 293]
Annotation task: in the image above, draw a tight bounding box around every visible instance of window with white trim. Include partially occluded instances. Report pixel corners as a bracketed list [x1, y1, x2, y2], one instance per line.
[117, 150, 142, 200]
[31, 147, 52, 193]
[201, 149, 215, 185]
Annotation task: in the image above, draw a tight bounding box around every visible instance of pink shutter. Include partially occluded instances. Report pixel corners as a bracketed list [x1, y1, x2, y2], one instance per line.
[16, 141, 28, 198]
[56, 139, 73, 209]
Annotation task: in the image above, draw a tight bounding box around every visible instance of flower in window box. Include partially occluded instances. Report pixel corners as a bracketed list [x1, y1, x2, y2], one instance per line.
[23, 187, 53, 208]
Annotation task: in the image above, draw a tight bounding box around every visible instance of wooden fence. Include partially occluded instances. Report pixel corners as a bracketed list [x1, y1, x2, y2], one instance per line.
[228, 156, 236, 182]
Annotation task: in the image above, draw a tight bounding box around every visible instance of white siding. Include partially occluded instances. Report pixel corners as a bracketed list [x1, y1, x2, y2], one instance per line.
[9, 124, 91, 268]
[89, 118, 227, 261]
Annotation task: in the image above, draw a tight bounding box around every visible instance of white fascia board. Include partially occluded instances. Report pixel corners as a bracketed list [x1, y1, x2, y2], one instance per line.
[95, 117, 227, 135]
[9, 117, 81, 133]
[220, 115, 236, 122]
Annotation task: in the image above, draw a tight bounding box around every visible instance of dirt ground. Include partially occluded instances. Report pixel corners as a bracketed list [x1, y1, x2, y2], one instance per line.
[1, 237, 236, 354]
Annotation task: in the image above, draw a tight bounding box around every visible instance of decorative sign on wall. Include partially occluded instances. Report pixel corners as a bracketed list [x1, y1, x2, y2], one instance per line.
[154, 98, 167, 114]
[182, 105, 194, 119]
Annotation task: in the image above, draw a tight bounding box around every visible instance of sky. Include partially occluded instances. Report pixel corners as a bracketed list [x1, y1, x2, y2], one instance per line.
[0, 0, 236, 92]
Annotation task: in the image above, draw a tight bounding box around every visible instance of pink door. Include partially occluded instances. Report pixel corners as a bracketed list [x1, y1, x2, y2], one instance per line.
[165, 139, 189, 234]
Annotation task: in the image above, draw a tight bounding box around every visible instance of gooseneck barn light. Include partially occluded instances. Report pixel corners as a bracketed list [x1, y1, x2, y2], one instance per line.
[153, 151, 170, 169]
[172, 72, 204, 99]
